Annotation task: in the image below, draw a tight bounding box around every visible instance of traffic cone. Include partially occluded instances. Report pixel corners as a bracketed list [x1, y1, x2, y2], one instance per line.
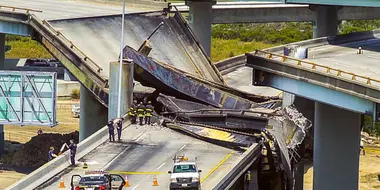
[153, 175, 159, 186]
[83, 162, 88, 169]
[124, 175, 130, 187]
[59, 177, 65, 188]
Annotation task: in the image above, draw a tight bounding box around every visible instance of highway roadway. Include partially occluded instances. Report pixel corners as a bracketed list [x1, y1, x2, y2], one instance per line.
[304, 35, 380, 88]
[223, 65, 281, 96]
[37, 124, 242, 190]
[0, 0, 146, 20]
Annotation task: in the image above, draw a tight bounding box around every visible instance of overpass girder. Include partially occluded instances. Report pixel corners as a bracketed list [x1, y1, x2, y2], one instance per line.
[27, 15, 109, 107]
[247, 54, 378, 115]
[0, 21, 31, 36]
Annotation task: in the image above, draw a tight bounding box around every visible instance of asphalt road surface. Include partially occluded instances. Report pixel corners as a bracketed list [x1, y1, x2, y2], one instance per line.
[38, 124, 242, 190]
[223, 65, 281, 96]
[0, 0, 146, 20]
[305, 36, 380, 88]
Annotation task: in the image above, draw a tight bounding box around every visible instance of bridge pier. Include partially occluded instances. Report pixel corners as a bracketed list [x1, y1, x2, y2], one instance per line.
[0, 33, 4, 156]
[185, 0, 216, 57]
[108, 60, 133, 120]
[312, 5, 339, 38]
[313, 102, 360, 190]
[79, 86, 108, 142]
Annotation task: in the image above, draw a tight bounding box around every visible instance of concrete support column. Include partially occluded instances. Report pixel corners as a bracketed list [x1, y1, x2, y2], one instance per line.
[186, 1, 215, 57]
[293, 97, 315, 190]
[313, 102, 360, 190]
[108, 60, 134, 120]
[0, 33, 5, 157]
[313, 5, 338, 38]
[79, 86, 108, 142]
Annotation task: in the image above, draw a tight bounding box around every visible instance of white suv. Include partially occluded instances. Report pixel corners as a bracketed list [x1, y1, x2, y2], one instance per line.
[168, 161, 202, 190]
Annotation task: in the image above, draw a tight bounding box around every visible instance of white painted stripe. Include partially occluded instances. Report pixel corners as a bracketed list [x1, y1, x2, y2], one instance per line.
[179, 144, 187, 151]
[156, 163, 165, 170]
[131, 184, 140, 190]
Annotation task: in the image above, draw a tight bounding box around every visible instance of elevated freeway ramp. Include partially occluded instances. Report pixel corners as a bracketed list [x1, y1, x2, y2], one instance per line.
[36, 124, 244, 190]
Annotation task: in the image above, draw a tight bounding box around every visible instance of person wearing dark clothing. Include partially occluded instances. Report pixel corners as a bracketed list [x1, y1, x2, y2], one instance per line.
[66, 140, 77, 166]
[116, 118, 124, 141]
[48, 147, 57, 161]
[137, 102, 145, 125]
[145, 101, 154, 125]
[128, 106, 136, 124]
[107, 120, 115, 142]
[37, 128, 43, 135]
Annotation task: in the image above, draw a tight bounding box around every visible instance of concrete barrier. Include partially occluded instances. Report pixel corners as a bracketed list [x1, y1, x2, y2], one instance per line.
[6, 120, 131, 190]
[57, 80, 80, 97]
[212, 143, 262, 190]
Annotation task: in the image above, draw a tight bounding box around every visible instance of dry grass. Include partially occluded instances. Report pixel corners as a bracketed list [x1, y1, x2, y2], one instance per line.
[0, 100, 79, 188]
[0, 171, 27, 190]
[4, 100, 79, 143]
[304, 148, 380, 190]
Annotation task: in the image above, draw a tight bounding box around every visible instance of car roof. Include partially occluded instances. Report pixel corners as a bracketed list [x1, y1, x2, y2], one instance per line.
[173, 162, 196, 166]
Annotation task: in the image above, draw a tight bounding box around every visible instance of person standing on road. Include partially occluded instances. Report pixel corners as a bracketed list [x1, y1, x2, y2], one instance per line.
[107, 120, 115, 142]
[116, 117, 124, 141]
[144, 101, 154, 125]
[137, 102, 145, 125]
[66, 139, 77, 166]
[360, 138, 366, 155]
[244, 170, 251, 190]
[48, 147, 57, 161]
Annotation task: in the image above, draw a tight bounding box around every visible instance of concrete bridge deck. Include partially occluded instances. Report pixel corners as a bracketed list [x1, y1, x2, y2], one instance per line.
[37, 124, 243, 190]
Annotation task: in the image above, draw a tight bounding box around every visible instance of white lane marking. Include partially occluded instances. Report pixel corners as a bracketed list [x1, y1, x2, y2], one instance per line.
[131, 184, 140, 190]
[179, 144, 187, 151]
[156, 163, 165, 170]
[135, 133, 145, 142]
[101, 132, 145, 170]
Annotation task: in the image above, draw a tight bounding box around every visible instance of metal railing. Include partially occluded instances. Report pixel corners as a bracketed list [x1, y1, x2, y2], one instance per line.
[0, 5, 42, 13]
[40, 20, 103, 73]
[254, 50, 380, 87]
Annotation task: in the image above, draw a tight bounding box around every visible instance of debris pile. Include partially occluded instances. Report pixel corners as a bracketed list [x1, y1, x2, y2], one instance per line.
[2, 132, 78, 168]
[361, 132, 380, 145]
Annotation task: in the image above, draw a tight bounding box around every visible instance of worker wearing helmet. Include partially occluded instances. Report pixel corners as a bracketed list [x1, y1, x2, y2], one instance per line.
[136, 102, 145, 125]
[48, 147, 57, 161]
[145, 101, 154, 125]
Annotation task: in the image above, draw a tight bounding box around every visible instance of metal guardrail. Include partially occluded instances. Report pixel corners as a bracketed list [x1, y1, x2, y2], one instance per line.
[255, 50, 380, 86]
[0, 5, 42, 13]
[40, 20, 103, 73]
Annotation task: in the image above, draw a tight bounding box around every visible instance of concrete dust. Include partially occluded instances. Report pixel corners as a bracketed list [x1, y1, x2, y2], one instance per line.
[303, 149, 380, 190]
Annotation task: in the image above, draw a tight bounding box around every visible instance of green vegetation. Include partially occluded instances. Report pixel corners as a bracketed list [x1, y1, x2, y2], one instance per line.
[5, 35, 52, 59]
[363, 115, 380, 137]
[71, 89, 80, 99]
[212, 23, 313, 44]
[211, 38, 276, 62]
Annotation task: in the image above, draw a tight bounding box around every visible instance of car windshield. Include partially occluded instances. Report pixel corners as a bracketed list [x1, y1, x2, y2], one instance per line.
[79, 176, 107, 185]
[173, 164, 196, 173]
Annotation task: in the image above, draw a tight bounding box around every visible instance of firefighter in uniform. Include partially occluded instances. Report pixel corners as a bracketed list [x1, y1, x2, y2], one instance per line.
[145, 101, 153, 125]
[137, 102, 145, 125]
[128, 106, 136, 124]
[244, 170, 251, 190]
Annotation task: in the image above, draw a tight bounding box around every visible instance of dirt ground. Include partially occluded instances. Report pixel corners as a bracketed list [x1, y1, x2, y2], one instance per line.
[0, 100, 79, 189]
[304, 148, 380, 190]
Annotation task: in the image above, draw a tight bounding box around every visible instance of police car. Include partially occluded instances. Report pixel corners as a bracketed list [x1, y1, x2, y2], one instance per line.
[71, 170, 126, 190]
